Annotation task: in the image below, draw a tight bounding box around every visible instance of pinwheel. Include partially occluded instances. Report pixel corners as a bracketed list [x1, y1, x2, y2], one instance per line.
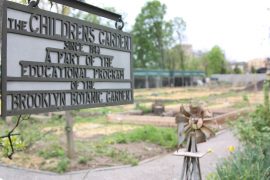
[175, 104, 216, 146]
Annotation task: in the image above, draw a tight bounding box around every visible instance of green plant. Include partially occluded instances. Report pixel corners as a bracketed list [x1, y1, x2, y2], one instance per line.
[116, 150, 139, 166]
[84, 125, 176, 166]
[0, 135, 25, 157]
[78, 156, 93, 164]
[210, 81, 270, 179]
[135, 103, 152, 114]
[48, 114, 65, 125]
[104, 125, 177, 149]
[264, 81, 269, 113]
[56, 158, 70, 173]
[104, 148, 139, 166]
[78, 156, 88, 164]
[242, 94, 249, 103]
[232, 95, 250, 109]
[38, 144, 65, 159]
[75, 115, 107, 124]
[207, 146, 270, 180]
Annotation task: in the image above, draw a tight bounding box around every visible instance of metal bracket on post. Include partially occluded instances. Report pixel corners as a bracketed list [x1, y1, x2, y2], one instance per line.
[49, 0, 124, 30]
[28, 0, 40, 8]
[115, 17, 124, 31]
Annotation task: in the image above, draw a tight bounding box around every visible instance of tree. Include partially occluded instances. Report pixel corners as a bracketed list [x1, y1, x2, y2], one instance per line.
[251, 66, 256, 73]
[132, 0, 173, 69]
[186, 56, 205, 71]
[233, 65, 242, 74]
[165, 44, 189, 71]
[173, 17, 186, 70]
[166, 47, 178, 71]
[205, 46, 227, 75]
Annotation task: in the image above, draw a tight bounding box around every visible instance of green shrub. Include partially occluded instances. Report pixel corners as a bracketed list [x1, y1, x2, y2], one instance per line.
[135, 103, 152, 114]
[210, 81, 270, 179]
[56, 158, 69, 173]
[78, 156, 88, 164]
[78, 156, 93, 164]
[207, 146, 270, 180]
[17, 120, 45, 148]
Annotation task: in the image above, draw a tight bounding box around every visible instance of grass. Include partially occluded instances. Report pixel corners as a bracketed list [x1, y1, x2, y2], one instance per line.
[231, 94, 250, 109]
[93, 146, 139, 166]
[79, 106, 124, 114]
[74, 115, 108, 124]
[134, 103, 152, 114]
[78, 156, 92, 164]
[33, 124, 175, 172]
[38, 144, 66, 159]
[103, 125, 177, 149]
[71, 125, 176, 168]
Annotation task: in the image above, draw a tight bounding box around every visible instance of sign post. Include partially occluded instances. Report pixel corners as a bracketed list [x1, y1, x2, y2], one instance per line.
[1, 0, 133, 118]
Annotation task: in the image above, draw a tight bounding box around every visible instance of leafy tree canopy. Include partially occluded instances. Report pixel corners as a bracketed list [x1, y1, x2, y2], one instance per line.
[132, 0, 173, 69]
[205, 45, 227, 75]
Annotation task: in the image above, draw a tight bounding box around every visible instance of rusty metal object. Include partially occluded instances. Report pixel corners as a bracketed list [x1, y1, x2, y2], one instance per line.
[176, 104, 216, 180]
[152, 101, 165, 115]
[176, 104, 215, 146]
[180, 132, 202, 180]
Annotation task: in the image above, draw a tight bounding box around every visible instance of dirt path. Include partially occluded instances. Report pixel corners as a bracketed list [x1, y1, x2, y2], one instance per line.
[0, 129, 239, 180]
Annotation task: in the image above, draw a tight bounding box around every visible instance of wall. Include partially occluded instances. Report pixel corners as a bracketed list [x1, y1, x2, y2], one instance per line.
[211, 74, 266, 86]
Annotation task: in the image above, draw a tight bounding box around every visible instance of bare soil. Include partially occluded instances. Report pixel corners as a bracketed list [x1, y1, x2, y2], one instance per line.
[68, 142, 168, 171]
[112, 142, 167, 161]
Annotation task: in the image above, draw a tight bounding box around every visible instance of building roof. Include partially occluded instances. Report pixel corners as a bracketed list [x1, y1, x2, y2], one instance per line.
[134, 69, 205, 77]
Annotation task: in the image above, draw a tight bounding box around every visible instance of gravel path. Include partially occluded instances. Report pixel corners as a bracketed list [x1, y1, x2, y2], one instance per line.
[0, 129, 239, 180]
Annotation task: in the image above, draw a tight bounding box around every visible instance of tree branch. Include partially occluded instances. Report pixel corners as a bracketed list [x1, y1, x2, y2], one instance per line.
[0, 115, 31, 159]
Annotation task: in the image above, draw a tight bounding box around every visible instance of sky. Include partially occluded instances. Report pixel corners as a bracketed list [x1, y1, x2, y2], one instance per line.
[85, 0, 270, 62]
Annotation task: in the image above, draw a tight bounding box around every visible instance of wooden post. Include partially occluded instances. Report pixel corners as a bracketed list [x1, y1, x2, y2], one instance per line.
[65, 111, 75, 159]
[0, 0, 3, 43]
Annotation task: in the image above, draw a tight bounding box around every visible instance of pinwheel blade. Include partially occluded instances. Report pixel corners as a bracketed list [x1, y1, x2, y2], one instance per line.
[177, 123, 187, 145]
[200, 126, 215, 139]
[204, 120, 219, 129]
[180, 106, 191, 117]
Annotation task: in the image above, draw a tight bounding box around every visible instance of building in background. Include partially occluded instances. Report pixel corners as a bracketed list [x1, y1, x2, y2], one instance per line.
[229, 62, 248, 73]
[247, 58, 267, 73]
[134, 69, 205, 88]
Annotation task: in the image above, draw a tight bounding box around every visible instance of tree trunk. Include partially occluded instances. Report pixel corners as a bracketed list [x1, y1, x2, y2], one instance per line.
[65, 111, 75, 159]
